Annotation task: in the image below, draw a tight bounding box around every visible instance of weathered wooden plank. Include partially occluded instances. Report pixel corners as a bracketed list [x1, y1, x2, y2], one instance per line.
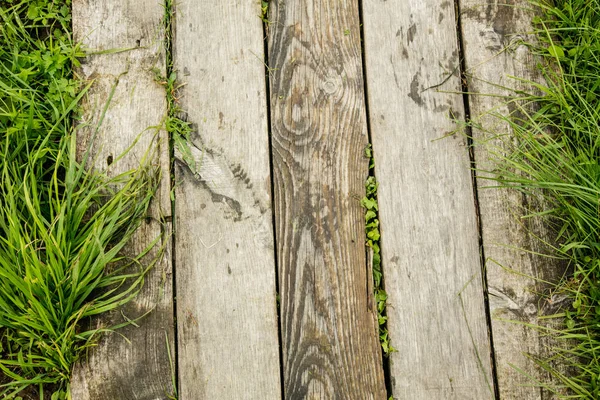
[172, 1, 281, 398]
[460, 2, 567, 398]
[361, 0, 495, 398]
[268, 1, 387, 398]
[70, 1, 174, 399]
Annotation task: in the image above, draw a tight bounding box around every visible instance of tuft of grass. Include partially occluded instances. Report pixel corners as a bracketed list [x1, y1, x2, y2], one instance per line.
[477, 0, 600, 396]
[0, 134, 160, 398]
[0, 1, 162, 397]
[157, 0, 196, 177]
[362, 145, 394, 356]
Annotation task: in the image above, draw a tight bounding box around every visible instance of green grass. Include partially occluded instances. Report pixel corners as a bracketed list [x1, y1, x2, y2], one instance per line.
[156, 0, 195, 179]
[0, 1, 162, 398]
[362, 145, 394, 356]
[476, 0, 600, 397]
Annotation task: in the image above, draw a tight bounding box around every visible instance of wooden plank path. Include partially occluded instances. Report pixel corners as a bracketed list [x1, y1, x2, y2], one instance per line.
[69, 0, 564, 399]
[362, 0, 494, 398]
[70, 0, 174, 398]
[172, 1, 281, 398]
[268, 0, 385, 397]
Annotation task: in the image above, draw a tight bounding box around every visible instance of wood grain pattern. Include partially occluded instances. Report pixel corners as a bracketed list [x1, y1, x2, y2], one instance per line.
[268, 1, 387, 398]
[361, 0, 495, 398]
[460, 1, 567, 398]
[70, 0, 174, 399]
[172, 1, 282, 398]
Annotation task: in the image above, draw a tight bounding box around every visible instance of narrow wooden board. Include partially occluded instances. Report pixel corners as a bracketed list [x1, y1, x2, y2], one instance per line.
[460, 2, 567, 398]
[172, 1, 282, 398]
[268, 1, 387, 398]
[361, 0, 495, 398]
[70, 1, 175, 399]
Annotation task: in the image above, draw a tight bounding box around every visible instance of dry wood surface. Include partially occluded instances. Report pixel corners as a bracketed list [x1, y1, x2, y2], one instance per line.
[267, 0, 387, 398]
[70, 0, 174, 398]
[361, 0, 495, 398]
[172, 1, 282, 398]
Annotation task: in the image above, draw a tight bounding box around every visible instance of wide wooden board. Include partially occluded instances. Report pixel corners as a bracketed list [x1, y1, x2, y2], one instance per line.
[268, 0, 387, 398]
[460, 1, 566, 398]
[71, 0, 175, 399]
[172, 1, 282, 398]
[361, 0, 495, 398]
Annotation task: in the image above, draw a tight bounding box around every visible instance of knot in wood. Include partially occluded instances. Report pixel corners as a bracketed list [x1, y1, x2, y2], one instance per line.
[322, 77, 340, 95]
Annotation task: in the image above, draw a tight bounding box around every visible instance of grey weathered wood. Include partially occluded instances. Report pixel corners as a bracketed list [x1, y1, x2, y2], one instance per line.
[361, 0, 495, 398]
[71, 0, 175, 398]
[172, 1, 281, 398]
[460, 2, 567, 398]
[268, 1, 387, 398]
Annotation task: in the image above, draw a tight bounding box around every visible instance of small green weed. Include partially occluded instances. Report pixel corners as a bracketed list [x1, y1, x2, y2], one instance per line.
[260, 0, 269, 23]
[362, 145, 394, 355]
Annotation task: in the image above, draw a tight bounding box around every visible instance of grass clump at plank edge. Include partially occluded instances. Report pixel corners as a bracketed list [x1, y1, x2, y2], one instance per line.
[362, 145, 394, 356]
[0, 1, 162, 398]
[158, 0, 195, 178]
[477, 0, 600, 396]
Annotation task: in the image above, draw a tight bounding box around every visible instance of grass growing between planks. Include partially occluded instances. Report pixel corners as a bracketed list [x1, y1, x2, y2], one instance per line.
[0, 1, 161, 398]
[362, 145, 394, 356]
[157, 0, 194, 178]
[478, 0, 600, 397]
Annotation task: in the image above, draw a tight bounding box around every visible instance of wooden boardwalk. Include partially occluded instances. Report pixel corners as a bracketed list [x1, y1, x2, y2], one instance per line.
[70, 0, 564, 399]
